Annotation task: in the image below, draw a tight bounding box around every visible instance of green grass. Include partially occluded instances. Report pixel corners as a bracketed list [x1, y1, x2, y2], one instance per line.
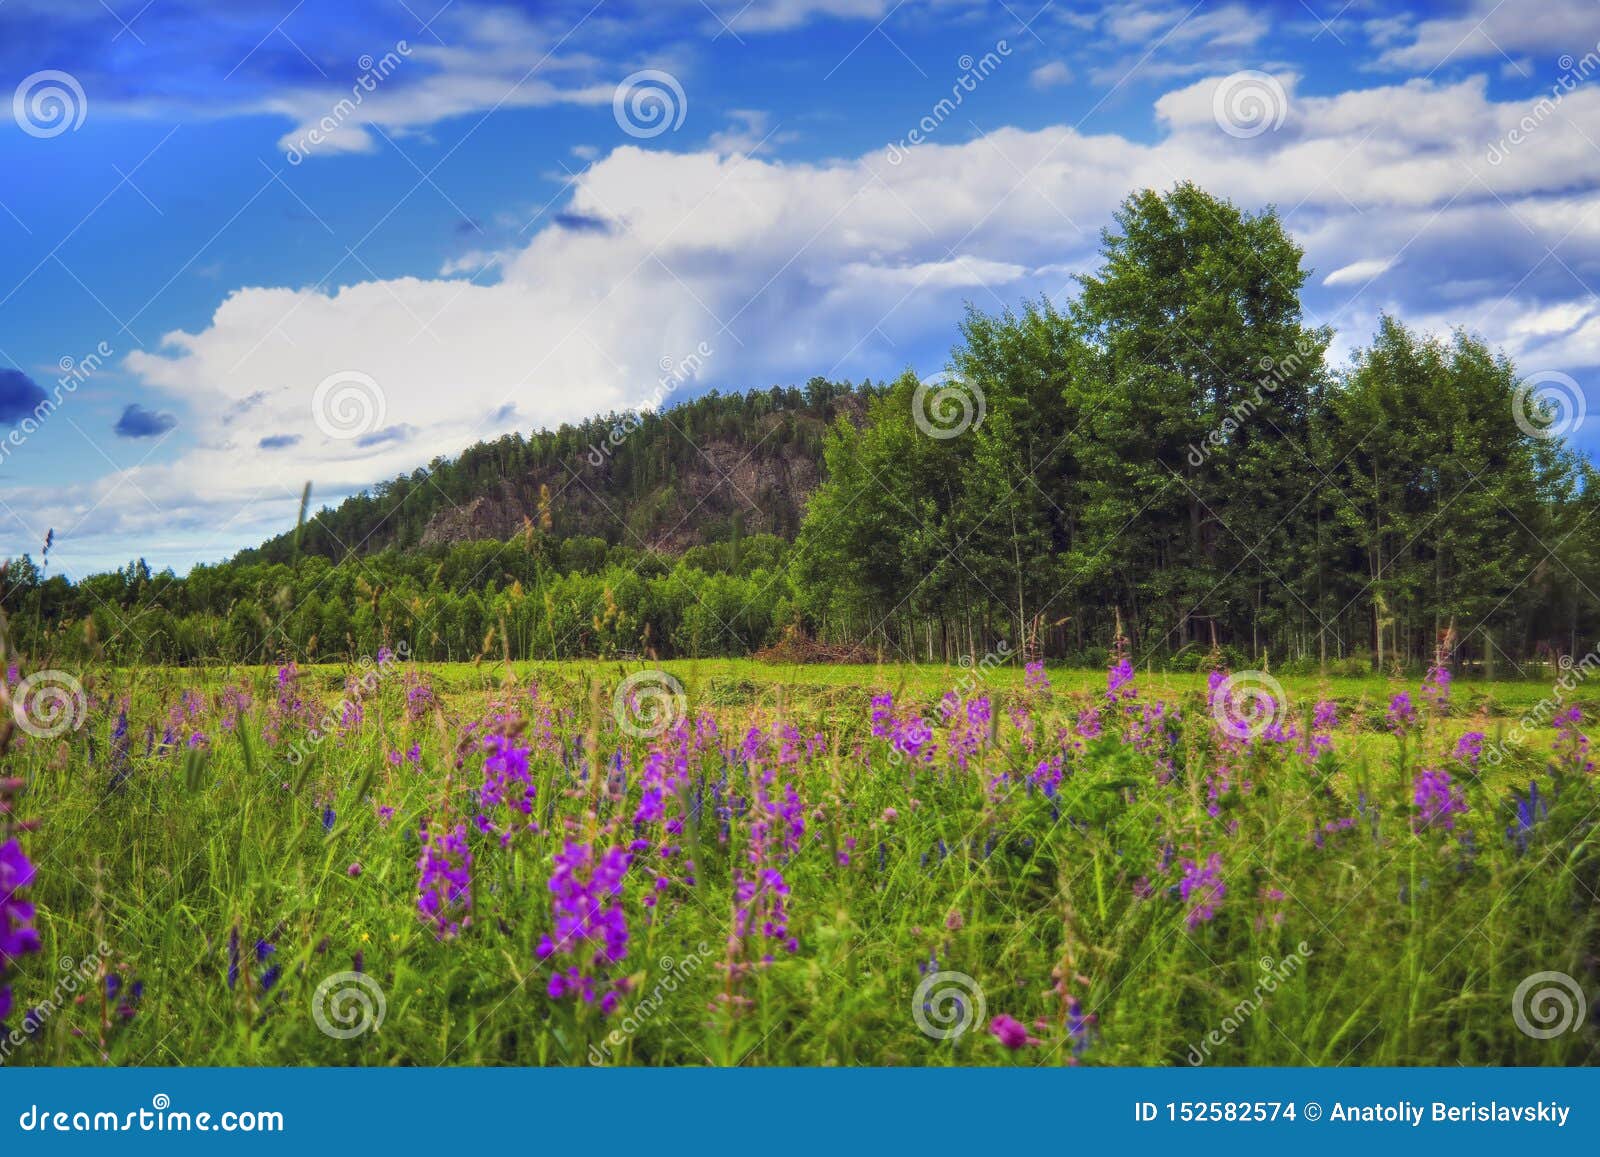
[3, 658, 1597, 1066]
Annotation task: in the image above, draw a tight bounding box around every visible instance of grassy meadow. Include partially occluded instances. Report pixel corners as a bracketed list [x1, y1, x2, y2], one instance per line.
[1, 654, 1597, 1067]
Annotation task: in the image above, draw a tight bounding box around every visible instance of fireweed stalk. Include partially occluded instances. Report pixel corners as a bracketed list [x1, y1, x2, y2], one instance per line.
[417, 822, 473, 938]
[475, 732, 538, 847]
[629, 716, 710, 906]
[0, 776, 40, 1027]
[537, 839, 634, 1013]
[716, 728, 808, 1014]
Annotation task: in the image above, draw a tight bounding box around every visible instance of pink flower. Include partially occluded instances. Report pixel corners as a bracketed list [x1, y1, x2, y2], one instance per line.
[990, 1014, 1040, 1050]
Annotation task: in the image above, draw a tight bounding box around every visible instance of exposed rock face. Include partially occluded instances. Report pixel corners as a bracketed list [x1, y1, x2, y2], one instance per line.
[244, 385, 873, 566]
[417, 482, 524, 548]
[415, 410, 842, 553]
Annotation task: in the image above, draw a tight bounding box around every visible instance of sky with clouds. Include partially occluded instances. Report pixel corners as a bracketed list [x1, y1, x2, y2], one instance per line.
[2, 0, 1599, 576]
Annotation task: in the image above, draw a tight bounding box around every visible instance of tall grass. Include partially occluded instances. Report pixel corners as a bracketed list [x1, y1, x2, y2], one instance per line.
[3, 657, 1596, 1066]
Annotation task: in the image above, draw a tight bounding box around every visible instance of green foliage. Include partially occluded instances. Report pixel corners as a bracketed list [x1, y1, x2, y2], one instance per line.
[5, 660, 1595, 1065]
[795, 184, 1596, 668]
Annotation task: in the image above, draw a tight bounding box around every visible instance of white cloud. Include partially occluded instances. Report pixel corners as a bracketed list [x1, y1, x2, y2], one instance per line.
[1375, 0, 1600, 70]
[707, 109, 792, 156]
[20, 68, 1600, 569]
[1104, 2, 1268, 49]
[705, 0, 971, 33]
[1323, 257, 1398, 286]
[1087, 1, 1271, 83]
[264, 9, 616, 160]
[1029, 61, 1073, 89]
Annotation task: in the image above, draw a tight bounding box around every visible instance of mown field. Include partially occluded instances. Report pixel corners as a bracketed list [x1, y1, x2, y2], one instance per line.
[1, 655, 1597, 1067]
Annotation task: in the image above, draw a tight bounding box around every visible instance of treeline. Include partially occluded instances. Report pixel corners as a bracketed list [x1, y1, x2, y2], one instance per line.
[795, 185, 1596, 671]
[6, 183, 1598, 672]
[4, 535, 798, 665]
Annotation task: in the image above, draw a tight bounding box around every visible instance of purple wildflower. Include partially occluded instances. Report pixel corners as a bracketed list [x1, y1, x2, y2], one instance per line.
[1413, 767, 1468, 831]
[1554, 707, 1593, 775]
[537, 840, 633, 1012]
[417, 821, 473, 938]
[1106, 656, 1136, 704]
[1421, 664, 1452, 712]
[1029, 756, 1063, 795]
[1507, 781, 1546, 853]
[1178, 854, 1225, 928]
[256, 940, 280, 992]
[0, 838, 40, 1021]
[1205, 669, 1228, 709]
[1387, 692, 1417, 735]
[989, 1014, 1039, 1049]
[1024, 661, 1050, 694]
[477, 734, 537, 846]
[1064, 995, 1095, 1058]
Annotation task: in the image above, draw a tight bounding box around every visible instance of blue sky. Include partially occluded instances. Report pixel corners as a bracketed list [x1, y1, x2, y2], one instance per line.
[2, 0, 1599, 576]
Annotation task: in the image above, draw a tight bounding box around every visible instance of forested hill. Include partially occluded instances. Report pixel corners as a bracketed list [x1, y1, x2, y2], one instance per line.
[239, 380, 875, 565]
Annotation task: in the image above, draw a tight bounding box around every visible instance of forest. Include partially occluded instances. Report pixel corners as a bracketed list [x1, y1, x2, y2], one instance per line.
[5, 184, 1596, 673]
